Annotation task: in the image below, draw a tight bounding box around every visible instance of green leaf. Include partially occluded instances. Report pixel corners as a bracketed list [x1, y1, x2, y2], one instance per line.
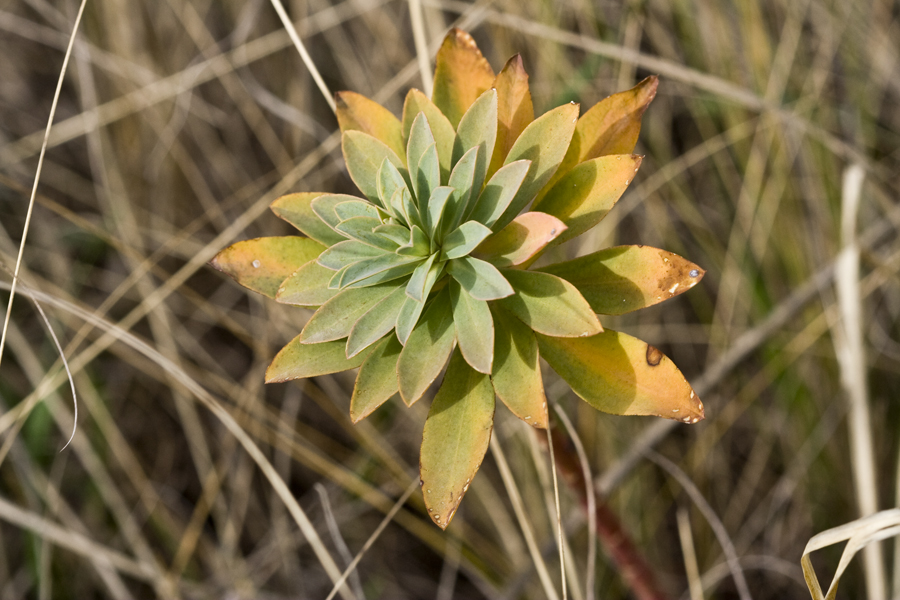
[442, 221, 493, 260]
[211, 236, 326, 299]
[329, 265, 351, 289]
[266, 338, 373, 383]
[276, 259, 339, 306]
[406, 253, 438, 302]
[377, 158, 410, 211]
[317, 240, 384, 270]
[420, 349, 495, 529]
[335, 200, 379, 221]
[299, 284, 397, 344]
[453, 88, 497, 199]
[531, 155, 641, 248]
[447, 256, 514, 300]
[476, 211, 567, 267]
[496, 269, 601, 337]
[401, 89, 455, 182]
[346, 285, 408, 357]
[343, 130, 406, 203]
[373, 223, 410, 246]
[335, 216, 398, 251]
[450, 279, 494, 374]
[396, 224, 431, 257]
[488, 54, 534, 180]
[537, 245, 705, 315]
[270, 193, 345, 247]
[350, 335, 403, 422]
[490, 306, 547, 428]
[340, 253, 421, 287]
[407, 114, 437, 202]
[344, 260, 421, 288]
[536, 328, 704, 422]
[494, 103, 580, 230]
[425, 186, 453, 242]
[416, 144, 441, 217]
[396, 260, 443, 344]
[397, 289, 456, 405]
[431, 28, 495, 128]
[335, 91, 405, 159]
[310, 194, 364, 232]
[466, 159, 531, 228]
[540, 75, 657, 198]
[443, 146, 479, 235]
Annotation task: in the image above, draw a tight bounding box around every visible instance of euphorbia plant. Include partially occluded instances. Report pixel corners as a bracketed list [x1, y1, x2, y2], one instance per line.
[212, 29, 705, 529]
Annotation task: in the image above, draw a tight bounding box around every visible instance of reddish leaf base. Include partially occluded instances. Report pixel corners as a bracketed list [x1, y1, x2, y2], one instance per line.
[540, 422, 671, 600]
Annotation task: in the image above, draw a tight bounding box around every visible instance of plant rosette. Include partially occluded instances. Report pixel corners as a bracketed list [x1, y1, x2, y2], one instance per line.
[212, 29, 705, 529]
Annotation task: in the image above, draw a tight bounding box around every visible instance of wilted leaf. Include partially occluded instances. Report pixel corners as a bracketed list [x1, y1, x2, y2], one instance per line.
[450, 279, 494, 374]
[211, 236, 326, 299]
[270, 193, 345, 247]
[343, 130, 406, 203]
[402, 89, 455, 181]
[453, 89, 497, 197]
[476, 212, 566, 267]
[350, 335, 403, 422]
[335, 91, 405, 159]
[432, 28, 495, 128]
[490, 306, 547, 428]
[347, 285, 408, 357]
[276, 260, 339, 306]
[537, 245, 705, 315]
[495, 103, 580, 230]
[442, 221, 493, 260]
[532, 155, 641, 248]
[489, 54, 534, 179]
[420, 349, 495, 528]
[466, 160, 531, 228]
[266, 337, 373, 383]
[536, 329, 704, 421]
[543, 75, 657, 197]
[447, 256, 514, 301]
[496, 269, 601, 337]
[397, 289, 456, 405]
[300, 284, 397, 344]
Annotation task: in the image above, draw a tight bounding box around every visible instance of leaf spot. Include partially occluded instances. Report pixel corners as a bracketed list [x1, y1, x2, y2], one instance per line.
[251, 260, 261, 268]
[646, 344, 663, 367]
[672, 409, 679, 413]
[668, 283, 680, 294]
[689, 269, 700, 278]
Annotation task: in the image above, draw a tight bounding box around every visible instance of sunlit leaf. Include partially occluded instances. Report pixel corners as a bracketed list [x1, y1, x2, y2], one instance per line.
[343, 130, 406, 203]
[396, 260, 443, 344]
[420, 349, 495, 528]
[350, 335, 402, 423]
[401, 89, 455, 181]
[406, 253, 438, 302]
[335, 216, 398, 251]
[317, 240, 384, 270]
[488, 54, 534, 179]
[536, 329, 704, 422]
[476, 211, 567, 267]
[466, 159, 530, 228]
[531, 155, 641, 248]
[496, 269, 602, 337]
[373, 223, 410, 246]
[300, 284, 397, 344]
[425, 186, 453, 241]
[453, 89, 497, 198]
[335, 200, 380, 221]
[335, 91, 405, 159]
[490, 306, 547, 428]
[449, 279, 494, 374]
[447, 256, 514, 301]
[346, 285, 408, 357]
[396, 224, 431, 257]
[397, 289, 456, 405]
[432, 28, 495, 128]
[416, 145, 441, 221]
[270, 192, 345, 247]
[211, 236, 326, 299]
[311, 194, 364, 232]
[340, 253, 421, 287]
[377, 158, 410, 210]
[276, 259, 339, 306]
[442, 221, 493, 260]
[537, 245, 705, 315]
[265, 337, 373, 383]
[494, 103, 580, 230]
[407, 114, 437, 202]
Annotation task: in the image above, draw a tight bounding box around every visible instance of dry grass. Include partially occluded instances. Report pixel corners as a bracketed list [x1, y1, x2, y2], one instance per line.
[1, 0, 899, 598]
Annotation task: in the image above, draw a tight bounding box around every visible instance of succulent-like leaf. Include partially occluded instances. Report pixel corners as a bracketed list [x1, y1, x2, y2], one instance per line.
[311, 194, 363, 232]
[335, 91, 406, 159]
[450, 279, 494, 374]
[442, 221, 493, 260]
[270, 193, 345, 247]
[335, 217, 399, 251]
[425, 186, 453, 242]
[537, 245, 705, 315]
[397, 289, 456, 405]
[211, 236, 326, 299]
[329, 265, 351, 289]
[453, 89, 498, 197]
[350, 335, 403, 422]
[490, 306, 547, 428]
[443, 146, 479, 235]
[476, 211, 566, 267]
[532, 155, 641, 248]
[494, 103, 580, 230]
[396, 260, 443, 344]
[408, 114, 438, 201]
[265, 337, 373, 383]
[396, 225, 431, 257]
[489, 54, 534, 179]
[345, 260, 421, 288]
[335, 200, 380, 222]
[497, 269, 602, 337]
[406, 253, 438, 302]
[542, 75, 658, 198]
[300, 284, 397, 344]
[317, 240, 384, 270]
[432, 28, 495, 128]
[346, 285, 408, 357]
[276, 259, 339, 306]
[466, 159, 531, 228]
[420, 349, 495, 529]
[373, 223, 410, 246]
[401, 89, 455, 181]
[340, 253, 421, 287]
[343, 130, 406, 203]
[447, 256, 514, 301]
[377, 159, 410, 209]
[416, 145, 441, 222]
[536, 329, 704, 422]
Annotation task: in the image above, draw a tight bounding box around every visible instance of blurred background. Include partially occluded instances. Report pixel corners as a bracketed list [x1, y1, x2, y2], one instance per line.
[1, 0, 899, 598]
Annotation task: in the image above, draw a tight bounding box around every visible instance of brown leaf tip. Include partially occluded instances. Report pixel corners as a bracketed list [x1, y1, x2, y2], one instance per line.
[645, 344, 663, 367]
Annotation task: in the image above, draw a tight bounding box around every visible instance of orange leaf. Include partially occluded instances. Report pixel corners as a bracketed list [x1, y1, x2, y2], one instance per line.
[432, 29, 495, 128]
[488, 54, 534, 179]
[335, 91, 405, 159]
[210, 236, 325, 299]
[476, 212, 566, 267]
